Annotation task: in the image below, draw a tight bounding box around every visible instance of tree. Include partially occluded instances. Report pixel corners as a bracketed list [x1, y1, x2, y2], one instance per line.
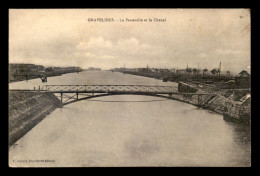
[185, 67, 192, 80]
[186, 68, 192, 74]
[192, 68, 198, 76]
[217, 68, 221, 78]
[45, 67, 53, 72]
[226, 71, 230, 77]
[211, 68, 217, 78]
[176, 69, 179, 75]
[203, 68, 208, 77]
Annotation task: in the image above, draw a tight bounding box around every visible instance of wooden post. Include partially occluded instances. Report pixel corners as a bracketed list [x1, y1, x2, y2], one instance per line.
[198, 95, 202, 106]
[60, 93, 63, 103]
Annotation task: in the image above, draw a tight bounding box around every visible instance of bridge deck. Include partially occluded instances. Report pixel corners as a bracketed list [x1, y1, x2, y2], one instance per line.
[9, 85, 210, 95]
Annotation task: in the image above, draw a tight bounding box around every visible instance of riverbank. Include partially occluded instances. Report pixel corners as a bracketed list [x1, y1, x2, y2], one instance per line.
[8, 91, 62, 146]
[114, 70, 250, 125]
[177, 82, 251, 125]
[115, 70, 234, 83]
[9, 71, 83, 83]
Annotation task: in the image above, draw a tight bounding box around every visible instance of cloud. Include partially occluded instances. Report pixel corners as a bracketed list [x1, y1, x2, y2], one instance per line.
[77, 36, 113, 50]
[117, 37, 139, 48]
[9, 9, 250, 73]
[198, 53, 208, 58]
[114, 37, 166, 59]
[100, 55, 115, 59]
[85, 52, 96, 58]
[75, 36, 166, 61]
[215, 49, 249, 55]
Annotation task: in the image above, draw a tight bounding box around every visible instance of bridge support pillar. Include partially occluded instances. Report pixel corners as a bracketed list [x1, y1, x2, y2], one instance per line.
[76, 93, 78, 100]
[60, 93, 63, 103]
[198, 95, 202, 107]
[183, 94, 188, 101]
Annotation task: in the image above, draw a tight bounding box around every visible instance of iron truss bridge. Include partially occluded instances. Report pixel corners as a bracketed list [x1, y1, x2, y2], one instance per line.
[10, 85, 212, 106]
[41, 85, 211, 106]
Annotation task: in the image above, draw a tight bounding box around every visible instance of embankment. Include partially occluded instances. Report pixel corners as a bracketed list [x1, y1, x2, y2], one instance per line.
[177, 82, 251, 125]
[9, 70, 82, 83]
[178, 82, 198, 93]
[9, 91, 62, 146]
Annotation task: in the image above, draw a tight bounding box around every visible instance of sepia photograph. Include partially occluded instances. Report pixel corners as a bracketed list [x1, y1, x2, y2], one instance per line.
[8, 8, 251, 167]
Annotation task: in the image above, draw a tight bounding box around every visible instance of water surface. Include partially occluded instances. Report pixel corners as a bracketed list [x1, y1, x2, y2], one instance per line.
[9, 71, 251, 167]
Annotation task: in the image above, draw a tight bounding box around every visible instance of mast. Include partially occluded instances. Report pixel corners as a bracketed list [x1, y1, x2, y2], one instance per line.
[218, 61, 221, 78]
[198, 63, 200, 76]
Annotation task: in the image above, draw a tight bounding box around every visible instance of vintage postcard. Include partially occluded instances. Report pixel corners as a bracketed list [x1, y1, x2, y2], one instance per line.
[9, 9, 251, 167]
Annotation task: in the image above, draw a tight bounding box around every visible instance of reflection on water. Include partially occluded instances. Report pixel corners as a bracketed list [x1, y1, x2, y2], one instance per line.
[223, 121, 251, 165]
[9, 71, 251, 167]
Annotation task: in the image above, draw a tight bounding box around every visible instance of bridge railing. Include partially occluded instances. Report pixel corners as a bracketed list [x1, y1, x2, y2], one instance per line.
[41, 85, 178, 93]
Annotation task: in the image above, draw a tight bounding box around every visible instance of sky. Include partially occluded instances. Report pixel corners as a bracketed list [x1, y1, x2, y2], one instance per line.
[9, 9, 250, 74]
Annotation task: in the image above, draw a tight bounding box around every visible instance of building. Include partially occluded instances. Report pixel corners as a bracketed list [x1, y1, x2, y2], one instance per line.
[235, 70, 251, 89]
[9, 64, 45, 74]
[9, 63, 83, 82]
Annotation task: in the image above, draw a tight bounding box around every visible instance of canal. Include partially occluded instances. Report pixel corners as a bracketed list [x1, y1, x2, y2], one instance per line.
[9, 71, 251, 167]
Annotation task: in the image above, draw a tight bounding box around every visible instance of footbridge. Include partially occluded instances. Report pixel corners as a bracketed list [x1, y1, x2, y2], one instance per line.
[21, 84, 211, 106]
[9, 85, 212, 106]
